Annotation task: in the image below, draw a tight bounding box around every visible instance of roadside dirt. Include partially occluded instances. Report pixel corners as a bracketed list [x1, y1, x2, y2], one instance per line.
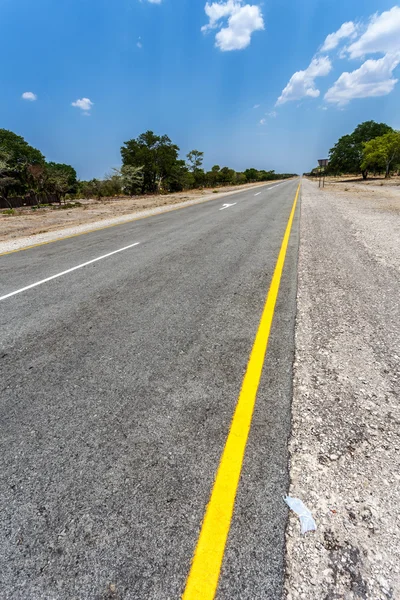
[286, 179, 400, 599]
[322, 175, 400, 188]
[324, 178, 400, 210]
[0, 182, 269, 243]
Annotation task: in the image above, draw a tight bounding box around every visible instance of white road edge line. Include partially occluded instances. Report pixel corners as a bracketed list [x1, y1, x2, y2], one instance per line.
[0, 242, 141, 302]
[254, 192, 262, 196]
[219, 203, 237, 211]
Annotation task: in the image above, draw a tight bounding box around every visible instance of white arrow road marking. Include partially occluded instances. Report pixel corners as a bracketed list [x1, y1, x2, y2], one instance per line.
[219, 203, 237, 211]
[0, 242, 141, 301]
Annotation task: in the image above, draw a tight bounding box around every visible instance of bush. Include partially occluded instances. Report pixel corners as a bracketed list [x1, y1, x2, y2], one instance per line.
[2, 208, 15, 215]
[60, 201, 83, 210]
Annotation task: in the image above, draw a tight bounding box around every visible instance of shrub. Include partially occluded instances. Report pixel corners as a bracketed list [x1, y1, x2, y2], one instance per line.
[60, 201, 83, 210]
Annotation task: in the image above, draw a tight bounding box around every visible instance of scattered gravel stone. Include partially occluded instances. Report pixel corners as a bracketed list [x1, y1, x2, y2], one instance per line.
[285, 179, 400, 599]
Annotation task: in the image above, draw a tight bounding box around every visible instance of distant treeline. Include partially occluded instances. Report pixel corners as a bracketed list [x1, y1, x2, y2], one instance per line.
[0, 128, 297, 208]
[305, 120, 400, 180]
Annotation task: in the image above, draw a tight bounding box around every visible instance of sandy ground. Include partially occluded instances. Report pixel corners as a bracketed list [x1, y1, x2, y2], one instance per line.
[0, 182, 269, 252]
[285, 179, 400, 599]
[323, 175, 400, 188]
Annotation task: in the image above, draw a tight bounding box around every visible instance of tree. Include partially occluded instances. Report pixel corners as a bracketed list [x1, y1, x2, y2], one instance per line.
[164, 160, 193, 192]
[205, 165, 221, 187]
[77, 178, 104, 200]
[258, 169, 275, 181]
[219, 166, 236, 185]
[77, 180, 99, 199]
[47, 163, 77, 192]
[42, 163, 77, 203]
[329, 121, 393, 179]
[235, 172, 247, 185]
[0, 129, 45, 167]
[121, 131, 180, 194]
[45, 171, 69, 204]
[98, 170, 123, 197]
[0, 130, 45, 198]
[26, 164, 47, 203]
[90, 179, 104, 201]
[186, 150, 204, 173]
[119, 165, 144, 195]
[0, 151, 18, 207]
[362, 131, 400, 178]
[244, 168, 259, 182]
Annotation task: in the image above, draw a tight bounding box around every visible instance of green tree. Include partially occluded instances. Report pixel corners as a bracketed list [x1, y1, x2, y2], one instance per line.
[121, 131, 180, 193]
[362, 131, 400, 178]
[47, 163, 77, 192]
[77, 180, 99, 199]
[235, 172, 247, 185]
[205, 165, 221, 187]
[329, 121, 393, 179]
[219, 167, 236, 185]
[0, 130, 45, 198]
[45, 171, 69, 204]
[26, 164, 48, 203]
[164, 160, 193, 192]
[186, 150, 204, 173]
[79, 178, 104, 200]
[0, 129, 45, 167]
[244, 168, 259, 182]
[119, 165, 144, 195]
[0, 151, 18, 207]
[36, 163, 78, 204]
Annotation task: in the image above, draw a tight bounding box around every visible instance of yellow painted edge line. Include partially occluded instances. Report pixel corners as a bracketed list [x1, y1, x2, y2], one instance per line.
[0, 181, 284, 258]
[182, 183, 300, 600]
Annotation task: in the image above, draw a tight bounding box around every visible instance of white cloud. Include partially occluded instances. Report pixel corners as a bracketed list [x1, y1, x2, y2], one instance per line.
[253, 103, 260, 108]
[325, 53, 400, 105]
[321, 21, 356, 52]
[22, 92, 37, 101]
[347, 6, 400, 58]
[146, 0, 162, 3]
[72, 97, 94, 115]
[259, 118, 266, 125]
[267, 110, 277, 118]
[276, 56, 332, 105]
[202, 1, 264, 51]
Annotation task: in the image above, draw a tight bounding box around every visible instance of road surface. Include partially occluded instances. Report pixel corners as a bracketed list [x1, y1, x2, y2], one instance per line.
[0, 179, 300, 599]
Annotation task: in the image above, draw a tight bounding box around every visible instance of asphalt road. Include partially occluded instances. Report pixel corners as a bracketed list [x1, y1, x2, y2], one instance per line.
[0, 179, 300, 600]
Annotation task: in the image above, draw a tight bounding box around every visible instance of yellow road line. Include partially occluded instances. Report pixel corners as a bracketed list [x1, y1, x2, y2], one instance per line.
[0, 182, 280, 258]
[182, 183, 300, 600]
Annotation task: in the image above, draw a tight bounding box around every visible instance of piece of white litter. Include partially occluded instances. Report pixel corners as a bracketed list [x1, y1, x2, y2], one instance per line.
[284, 496, 317, 534]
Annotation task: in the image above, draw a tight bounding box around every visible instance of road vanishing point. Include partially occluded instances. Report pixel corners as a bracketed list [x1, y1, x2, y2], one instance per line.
[0, 179, 300, 600]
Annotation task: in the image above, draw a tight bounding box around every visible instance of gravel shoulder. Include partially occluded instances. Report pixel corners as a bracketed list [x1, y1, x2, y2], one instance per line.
[286, 179, 400, 599]
[0, 182, 270, 254]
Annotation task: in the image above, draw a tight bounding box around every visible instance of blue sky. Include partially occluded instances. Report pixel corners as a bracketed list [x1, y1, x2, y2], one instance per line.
[1, 0, 400, 178]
